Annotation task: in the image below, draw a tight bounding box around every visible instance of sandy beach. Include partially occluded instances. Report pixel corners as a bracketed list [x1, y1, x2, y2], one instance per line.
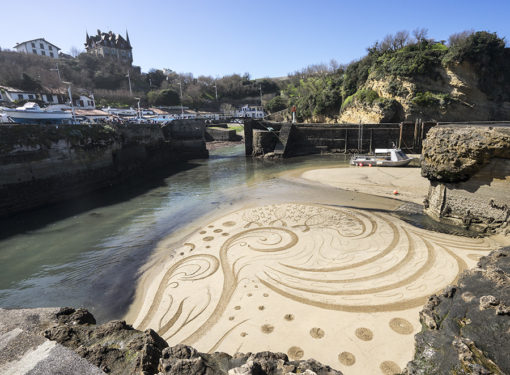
[126, 167, 501, 375]
[301, 166, 429, 205]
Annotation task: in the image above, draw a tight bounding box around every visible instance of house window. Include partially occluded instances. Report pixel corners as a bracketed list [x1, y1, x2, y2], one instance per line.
[28, 95, 34, 99]
[40, 43, 44, 49]
[50, 52, 54, 58]
[32, 49, 37, 54]
[48, 45, 52, 51]
[79, 100, 84, 107]
[47, 95, 53, 102]
[18, 94, 23, 100]
[31, 42, 35, 48]
[41, 51, 46, 56]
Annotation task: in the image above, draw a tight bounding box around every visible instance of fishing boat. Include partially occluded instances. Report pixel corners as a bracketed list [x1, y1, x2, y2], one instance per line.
[350, 148, 414, 167]
[2, 102, 72, 124]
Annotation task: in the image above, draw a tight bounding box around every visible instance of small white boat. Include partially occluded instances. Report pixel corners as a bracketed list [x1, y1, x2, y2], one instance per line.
[350, 148, 414, 167]
[2, 102, 72, 124]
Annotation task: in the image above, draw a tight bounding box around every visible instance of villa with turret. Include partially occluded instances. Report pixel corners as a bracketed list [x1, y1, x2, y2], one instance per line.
[84, 29, 133, 65]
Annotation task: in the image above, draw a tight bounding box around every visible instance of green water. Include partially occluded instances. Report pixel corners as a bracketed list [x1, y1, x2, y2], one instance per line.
[0, 145, 358, 322]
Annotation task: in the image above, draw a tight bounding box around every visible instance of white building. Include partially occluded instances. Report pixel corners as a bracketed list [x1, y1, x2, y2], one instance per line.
[236, 105, 265, 119]
[13, 38, 61, 59]
[75, 95, 95, 109]
[0, 86, 66, 104]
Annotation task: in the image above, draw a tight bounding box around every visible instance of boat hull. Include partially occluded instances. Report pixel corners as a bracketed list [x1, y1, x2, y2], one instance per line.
[3, 110, 72, 124]
[350, 158, 413, 167]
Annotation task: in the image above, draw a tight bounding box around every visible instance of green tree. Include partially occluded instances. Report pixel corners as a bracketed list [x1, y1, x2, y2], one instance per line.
[147, 89, 180, 106]
[265, 96, 288, 113]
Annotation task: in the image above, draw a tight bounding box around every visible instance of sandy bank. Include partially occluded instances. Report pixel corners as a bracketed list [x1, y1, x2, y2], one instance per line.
[126, 202, 499, 375]
[301, 166, 429, 205]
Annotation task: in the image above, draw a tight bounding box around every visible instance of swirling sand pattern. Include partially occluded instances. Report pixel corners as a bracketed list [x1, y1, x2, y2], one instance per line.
[131, 203, 497, 374]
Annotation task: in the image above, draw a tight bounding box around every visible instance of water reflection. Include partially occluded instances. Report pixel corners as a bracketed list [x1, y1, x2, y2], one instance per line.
[0, 145, 351, 321]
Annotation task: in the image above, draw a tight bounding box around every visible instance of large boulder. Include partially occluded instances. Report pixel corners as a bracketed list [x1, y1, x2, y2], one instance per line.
[421, 126, 510, 233]
[421, 126, 510, 182]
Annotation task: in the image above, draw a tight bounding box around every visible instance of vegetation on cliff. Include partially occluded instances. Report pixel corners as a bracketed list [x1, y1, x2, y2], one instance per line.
[273, 30, 510, 122]
[1, 29, 508, 119]
[0, 51, 280, 109]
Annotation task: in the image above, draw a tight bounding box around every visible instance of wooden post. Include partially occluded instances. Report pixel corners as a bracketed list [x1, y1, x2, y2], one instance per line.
[370, 129, 373, 152]
[344, 129, 348, 153]
[420, 121, 425, 149]
[398, 123, 403, 149]
[413, 119, 419, 151]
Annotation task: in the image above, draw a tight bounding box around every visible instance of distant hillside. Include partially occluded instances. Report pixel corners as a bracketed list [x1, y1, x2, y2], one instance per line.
[0, 51, 280, 109]
[275, 30, 510, 123]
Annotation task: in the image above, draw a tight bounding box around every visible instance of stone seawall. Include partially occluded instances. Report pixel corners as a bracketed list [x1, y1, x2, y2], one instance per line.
[244, 120, 435, 157]
[0, 120, 208, 217]
[422, 125, 510, 234]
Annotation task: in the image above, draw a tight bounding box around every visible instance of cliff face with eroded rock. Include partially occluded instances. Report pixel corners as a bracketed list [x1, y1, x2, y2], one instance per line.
[338, 62, 510, 124]
[421, 126, 510, 234]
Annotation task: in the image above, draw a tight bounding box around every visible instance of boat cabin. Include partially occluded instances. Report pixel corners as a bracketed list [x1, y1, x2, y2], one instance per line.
[374, 149, 409, 161]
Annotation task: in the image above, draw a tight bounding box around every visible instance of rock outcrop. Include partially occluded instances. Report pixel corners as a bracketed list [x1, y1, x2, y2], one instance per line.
[403, 248, 510, 375]
[421, 126, 510, 234]
[0, 307, 342, 375]
[338, 62, 510, 124]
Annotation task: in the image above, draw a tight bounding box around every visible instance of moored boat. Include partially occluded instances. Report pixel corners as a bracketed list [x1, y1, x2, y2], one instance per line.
[350, 148, 414, 167]
[2, 102, 72, 124]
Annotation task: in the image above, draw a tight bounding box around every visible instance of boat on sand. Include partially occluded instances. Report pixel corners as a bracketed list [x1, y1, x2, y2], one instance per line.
[350, 148, 414, 167]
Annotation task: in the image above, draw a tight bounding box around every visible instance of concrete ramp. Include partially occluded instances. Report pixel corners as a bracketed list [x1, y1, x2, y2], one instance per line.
[274, 123, 293, 156]
[0, 308, 104, 375]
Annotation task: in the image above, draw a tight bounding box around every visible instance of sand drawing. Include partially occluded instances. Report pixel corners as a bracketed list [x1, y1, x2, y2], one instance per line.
[131, 203, 497, 374]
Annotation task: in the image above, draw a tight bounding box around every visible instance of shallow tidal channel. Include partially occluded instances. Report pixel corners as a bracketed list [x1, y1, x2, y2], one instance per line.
[0, 144, 374, 322]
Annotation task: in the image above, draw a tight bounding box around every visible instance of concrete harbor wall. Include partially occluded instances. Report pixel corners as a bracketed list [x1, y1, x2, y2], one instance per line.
[244, 120, 435, 157]
[421, 125, 510, 234]
[205, 126, 241, 141]
[0, 120, 208, 217]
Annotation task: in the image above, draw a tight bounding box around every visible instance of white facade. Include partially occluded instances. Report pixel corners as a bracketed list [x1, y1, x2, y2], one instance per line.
[236, 105, 265, 119]
[14, 38, 61, 59]
[75, 95, 95, 109]
[0, 86, 65, 104]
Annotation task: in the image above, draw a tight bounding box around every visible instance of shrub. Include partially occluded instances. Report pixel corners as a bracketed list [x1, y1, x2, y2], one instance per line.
[265, 95, 288, 113]
[411, 91, 452, 107]
[147, 89, 180, 106]
[341, 89, 379, 110]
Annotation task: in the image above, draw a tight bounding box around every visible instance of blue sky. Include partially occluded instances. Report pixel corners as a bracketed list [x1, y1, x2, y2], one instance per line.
[1, 0, 509, 78]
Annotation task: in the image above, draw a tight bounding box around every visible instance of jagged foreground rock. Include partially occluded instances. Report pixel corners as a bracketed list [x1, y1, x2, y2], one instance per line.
[0, 306, 341, 375]
[403, 248, 510, 374]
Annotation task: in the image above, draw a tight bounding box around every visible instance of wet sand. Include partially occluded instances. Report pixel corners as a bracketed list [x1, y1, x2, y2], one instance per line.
[301, 166, 429, 205]
[126, 174, 500, 375]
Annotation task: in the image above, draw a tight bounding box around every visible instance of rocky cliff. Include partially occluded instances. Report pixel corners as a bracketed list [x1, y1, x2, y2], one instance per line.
[421, 126, 510, 234]
[338, 62, 510, 124]
[403, 247, 510, 375]
[0, 120, 208, 217]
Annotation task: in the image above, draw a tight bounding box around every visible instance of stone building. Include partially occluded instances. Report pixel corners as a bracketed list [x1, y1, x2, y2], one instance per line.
[13, 38, 61, 59]
[85, 29, 133, 65]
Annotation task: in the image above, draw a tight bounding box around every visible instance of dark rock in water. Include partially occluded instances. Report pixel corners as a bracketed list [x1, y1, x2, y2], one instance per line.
[403, 248, 510, 375]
